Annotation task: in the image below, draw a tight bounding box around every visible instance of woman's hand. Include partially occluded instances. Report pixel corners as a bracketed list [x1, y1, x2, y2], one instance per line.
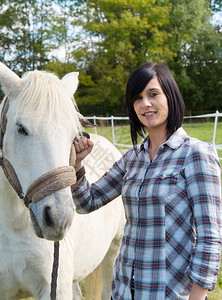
[74, 136, 94, 163]
[71, 136, 94, 189]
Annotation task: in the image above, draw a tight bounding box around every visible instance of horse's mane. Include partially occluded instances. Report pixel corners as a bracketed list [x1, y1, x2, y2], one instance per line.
[15, 70, 82, 132]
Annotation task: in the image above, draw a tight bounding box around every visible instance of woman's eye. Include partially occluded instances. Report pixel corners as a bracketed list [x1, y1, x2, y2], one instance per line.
[135, 95, 142, 100]
[17, 124, 28, 136]
[150, 92, 158, 98]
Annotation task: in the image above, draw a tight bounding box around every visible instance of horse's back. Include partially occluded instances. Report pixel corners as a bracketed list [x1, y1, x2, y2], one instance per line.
[70, 134, 125, 282]
[83, 133, 124, 228]
[84, 133, 122, 180]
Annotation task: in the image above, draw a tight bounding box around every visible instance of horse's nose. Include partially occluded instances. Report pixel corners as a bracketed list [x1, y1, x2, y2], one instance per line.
[44, 206, 54, 227]
[32, 194, 75, 240]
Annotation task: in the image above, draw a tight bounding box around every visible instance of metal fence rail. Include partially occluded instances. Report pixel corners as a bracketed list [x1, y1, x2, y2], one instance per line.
[87, 111, 222, 159]
[184, 111, 222, 146]
[87, 116, 132, 148]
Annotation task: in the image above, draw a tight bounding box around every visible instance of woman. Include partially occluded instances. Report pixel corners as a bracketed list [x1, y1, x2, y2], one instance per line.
[72, 62, 221, 300]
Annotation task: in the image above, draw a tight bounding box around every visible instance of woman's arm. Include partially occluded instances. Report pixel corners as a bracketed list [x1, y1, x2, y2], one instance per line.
[71, 136, 126, 213]
[189, 282, 208, 300]
[185, 141, 221, 291]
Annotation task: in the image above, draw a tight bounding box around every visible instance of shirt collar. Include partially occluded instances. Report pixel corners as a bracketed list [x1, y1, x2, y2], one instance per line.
[165, 127, 188, 149]
[139, 127, 188, 152]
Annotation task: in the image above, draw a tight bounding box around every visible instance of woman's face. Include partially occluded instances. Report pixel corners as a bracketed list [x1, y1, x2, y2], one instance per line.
[133, 76, 168, 133]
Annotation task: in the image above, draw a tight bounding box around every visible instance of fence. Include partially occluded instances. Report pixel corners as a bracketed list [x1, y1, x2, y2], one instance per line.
[86, 111, 222, 159]
[87, 115, 131, 148]
[184, 111, 222, 147]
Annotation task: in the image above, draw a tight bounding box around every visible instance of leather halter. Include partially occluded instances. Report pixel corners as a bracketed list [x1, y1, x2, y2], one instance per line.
[0, 97, 84, 207]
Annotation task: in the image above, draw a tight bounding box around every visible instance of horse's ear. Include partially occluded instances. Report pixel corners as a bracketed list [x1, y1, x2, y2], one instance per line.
[62, 72, 79, 97]
[0, 62, 22, 99]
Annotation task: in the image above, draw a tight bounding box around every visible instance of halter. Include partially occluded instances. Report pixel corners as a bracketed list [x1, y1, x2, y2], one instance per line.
[0, 97, 85, 207]
[0, 96, 87, 300]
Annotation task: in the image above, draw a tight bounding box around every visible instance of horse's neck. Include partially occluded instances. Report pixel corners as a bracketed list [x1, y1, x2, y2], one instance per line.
[0, 170, 31, 232]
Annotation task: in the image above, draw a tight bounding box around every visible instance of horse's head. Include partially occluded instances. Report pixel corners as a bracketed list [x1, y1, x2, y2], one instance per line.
[0, 62, 83, 241]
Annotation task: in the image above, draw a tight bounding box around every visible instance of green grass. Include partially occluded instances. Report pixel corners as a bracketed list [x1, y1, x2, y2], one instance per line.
[183, 122, 222, 145]
[87, 122, 222, 153]
[208, 261, 222, 299]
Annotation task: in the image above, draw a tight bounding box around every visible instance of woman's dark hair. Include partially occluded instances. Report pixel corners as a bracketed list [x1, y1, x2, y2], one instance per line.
[126, 62, 185, 146]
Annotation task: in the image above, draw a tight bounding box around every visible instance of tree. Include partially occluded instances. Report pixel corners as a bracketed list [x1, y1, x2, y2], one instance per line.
[210, 0, 222, 12]
[70, 0, 222, 115]
[0, 0, 78, 100]
[0, 0, 56, 74]
[184, 24, 222, 112]
[165, 0, 222, 113]
[72, 0, 174, 115]
[1, 0, 221, 113]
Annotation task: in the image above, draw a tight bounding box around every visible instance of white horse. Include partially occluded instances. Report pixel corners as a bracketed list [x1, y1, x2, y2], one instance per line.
[0, 62, 125, 300]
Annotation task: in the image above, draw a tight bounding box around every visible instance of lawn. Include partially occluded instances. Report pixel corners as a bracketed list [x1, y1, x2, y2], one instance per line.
[86, 121, 222, 153]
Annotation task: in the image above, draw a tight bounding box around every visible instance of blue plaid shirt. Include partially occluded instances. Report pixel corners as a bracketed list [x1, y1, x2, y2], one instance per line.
[72, 128, 222, 300]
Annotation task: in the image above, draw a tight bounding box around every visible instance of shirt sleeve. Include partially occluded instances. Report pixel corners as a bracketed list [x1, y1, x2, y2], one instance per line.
[72, 154, 126, 214]
[185, 141, 222, 290]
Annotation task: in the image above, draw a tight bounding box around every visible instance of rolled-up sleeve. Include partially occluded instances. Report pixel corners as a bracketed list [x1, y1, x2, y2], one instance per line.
[185, 142, 222, 290]
[72, 154, 126, 214]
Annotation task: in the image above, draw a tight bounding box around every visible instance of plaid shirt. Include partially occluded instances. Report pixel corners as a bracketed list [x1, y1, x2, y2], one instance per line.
[73, 128, 222, 300]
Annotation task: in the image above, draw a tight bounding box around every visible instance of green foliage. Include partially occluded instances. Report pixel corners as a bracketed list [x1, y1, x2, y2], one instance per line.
[45, 61, 78, 78]
[184, 25, 222, 112]
[70, 0, 222, 116]
[0, 0, 51, 74]
[0, 0, 221, 115]
[72, 0, 174, 115]
[210, 0, 222, 12]
[166, 0, 222, 114]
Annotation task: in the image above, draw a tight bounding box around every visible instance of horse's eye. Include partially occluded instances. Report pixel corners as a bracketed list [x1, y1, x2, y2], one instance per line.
[17, 123, 28, 136]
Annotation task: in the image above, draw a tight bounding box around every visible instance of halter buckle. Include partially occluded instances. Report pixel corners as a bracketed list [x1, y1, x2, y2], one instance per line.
[19, 192, 26, 200]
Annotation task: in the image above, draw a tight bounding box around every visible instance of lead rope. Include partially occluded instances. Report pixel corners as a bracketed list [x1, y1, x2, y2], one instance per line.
[50, 241, 60, 300]
[49, 165, 86, 300]
[1, 96, 88, 300]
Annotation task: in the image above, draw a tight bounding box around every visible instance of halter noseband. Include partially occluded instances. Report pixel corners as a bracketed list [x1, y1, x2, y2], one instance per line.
[0, 97, 85, 207]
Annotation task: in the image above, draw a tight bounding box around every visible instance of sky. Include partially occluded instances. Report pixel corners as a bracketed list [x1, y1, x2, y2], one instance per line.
[211, 10, 222, 26]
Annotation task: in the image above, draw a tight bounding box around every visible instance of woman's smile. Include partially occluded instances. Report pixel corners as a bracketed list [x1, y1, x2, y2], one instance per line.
[142, 111, 157, 117]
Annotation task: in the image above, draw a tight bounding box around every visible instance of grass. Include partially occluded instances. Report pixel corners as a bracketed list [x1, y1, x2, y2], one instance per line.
[208, 261, 222, 299]
[20, 122, 222, 299]
[183, 122, 222, 145]
[87, 121, 222, 152]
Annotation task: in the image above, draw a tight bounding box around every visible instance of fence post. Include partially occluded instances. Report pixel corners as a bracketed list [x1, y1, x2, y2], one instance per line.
[93, 116, 97, 134]
[189, 110, 191, 124]
[111, 116, 115, 145]
[212, 111, 219, 145]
